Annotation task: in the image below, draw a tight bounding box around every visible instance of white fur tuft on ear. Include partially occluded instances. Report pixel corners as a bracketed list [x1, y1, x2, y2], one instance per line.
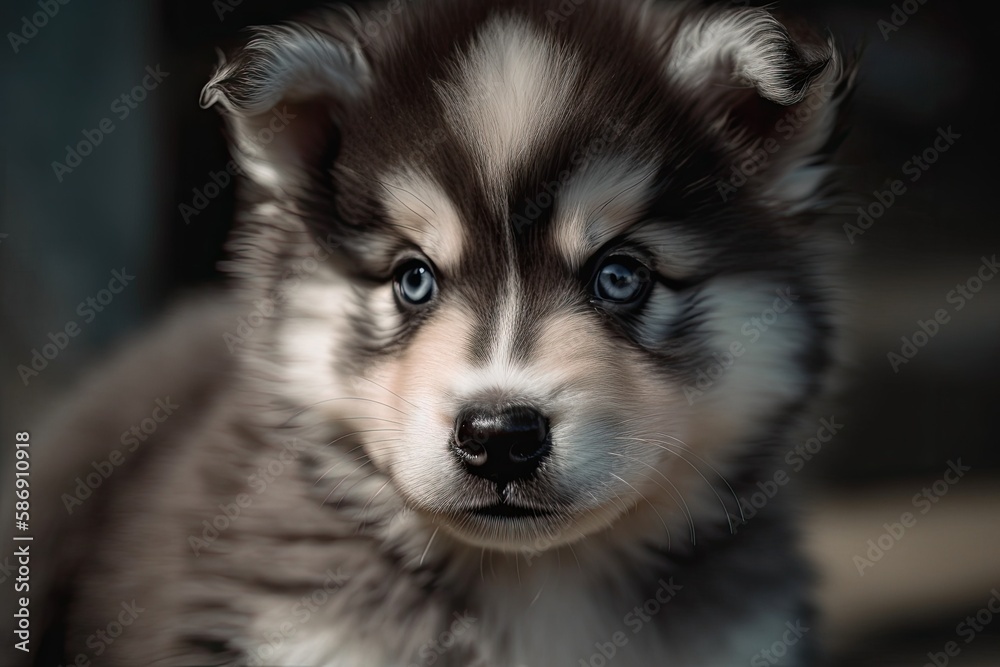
[661, 6, 855, 212]
[665, 8, 831, 106]
[200, 20, 370, 193]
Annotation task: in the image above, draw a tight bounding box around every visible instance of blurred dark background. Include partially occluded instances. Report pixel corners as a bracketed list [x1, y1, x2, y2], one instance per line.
[1, 0, 998, 665]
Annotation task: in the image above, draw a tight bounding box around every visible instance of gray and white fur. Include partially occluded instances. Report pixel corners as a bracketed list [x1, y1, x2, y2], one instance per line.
[23, 0, 857, 665]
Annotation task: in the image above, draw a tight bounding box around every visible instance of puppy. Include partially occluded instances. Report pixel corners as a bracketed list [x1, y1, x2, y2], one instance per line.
[27, 0, 855, 665]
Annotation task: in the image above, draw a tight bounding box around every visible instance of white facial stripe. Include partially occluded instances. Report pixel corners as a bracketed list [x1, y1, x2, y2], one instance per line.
[488, 271, 522, 367]
[447, 306, 579, 409]
[448, 358, 567, 412]
[553, 157, 659, 268]
[436, 16, 578, 189]
[378, 171, 465, 270]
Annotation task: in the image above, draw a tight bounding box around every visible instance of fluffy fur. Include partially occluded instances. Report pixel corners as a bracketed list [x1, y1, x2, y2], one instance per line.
[23, 1, 856, 665]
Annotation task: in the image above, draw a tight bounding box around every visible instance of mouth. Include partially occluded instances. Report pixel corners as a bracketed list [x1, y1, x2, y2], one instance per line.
[468, 503, 554, 519]
[432, 497, 584, 551]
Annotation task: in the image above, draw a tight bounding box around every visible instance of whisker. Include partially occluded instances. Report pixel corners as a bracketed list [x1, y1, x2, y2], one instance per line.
[621, 436, 738, 532]
[419, 526, 440, 566]
[319, 459, 375, 501]
[608, 452, 696, 546]
[607, 486, 634, 519]
[328, 416, 406, 426]
[356, 437, 406, 448]
[567, 542, 582, 572]
[280, 396, 409, 427]
[323, 428, 403, 449]
[648, 433, 746, 525]
[529, 583, 543, 607]
[313, 439, 409, 486]
[356, 376, 421, 411]
[335, 470, 383, 511]
[609, 473, 672, 550]
[359, 479, 393, 522]
[584, 491, 618, 534]
[315, 452, 371, 486]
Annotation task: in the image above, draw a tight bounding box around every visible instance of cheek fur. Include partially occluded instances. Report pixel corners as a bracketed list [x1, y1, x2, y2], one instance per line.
[274, 269, 355, 412]
[356, 301, 477, 501]
[685, 279, 812, 450]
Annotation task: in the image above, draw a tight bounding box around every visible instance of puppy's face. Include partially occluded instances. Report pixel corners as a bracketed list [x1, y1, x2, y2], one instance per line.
[204, 1, 851, 552]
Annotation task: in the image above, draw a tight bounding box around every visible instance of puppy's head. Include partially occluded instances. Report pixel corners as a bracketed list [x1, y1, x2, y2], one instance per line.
[203, 0, 853, 553]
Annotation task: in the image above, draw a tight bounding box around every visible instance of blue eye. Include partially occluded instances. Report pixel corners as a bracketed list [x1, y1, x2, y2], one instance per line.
[395, 260, 436, 306]
[593, 257, 650, 303]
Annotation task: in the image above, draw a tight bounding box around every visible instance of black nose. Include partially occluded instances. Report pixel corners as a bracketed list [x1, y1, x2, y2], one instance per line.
[453, 405, 551, 483]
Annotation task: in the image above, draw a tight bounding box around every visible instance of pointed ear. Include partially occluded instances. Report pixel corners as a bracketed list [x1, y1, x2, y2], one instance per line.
[199, 20, 370, 194]
[663, 7, 858, 210]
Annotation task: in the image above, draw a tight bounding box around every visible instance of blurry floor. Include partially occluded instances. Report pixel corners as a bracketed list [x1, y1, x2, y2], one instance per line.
[806, 477, 1000, 665]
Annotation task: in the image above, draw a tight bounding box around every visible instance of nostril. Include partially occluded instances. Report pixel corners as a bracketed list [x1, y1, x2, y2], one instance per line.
[452, 405, 552, 482]
[507, 410, 549, 462]
[454, 419, 488, 466]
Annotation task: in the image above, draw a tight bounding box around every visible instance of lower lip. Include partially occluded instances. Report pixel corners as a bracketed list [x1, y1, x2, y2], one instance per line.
[468, 504, 553, 519]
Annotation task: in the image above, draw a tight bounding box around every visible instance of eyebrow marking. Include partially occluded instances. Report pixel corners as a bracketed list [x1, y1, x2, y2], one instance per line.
[552, 156, 660, 268]
[377, 179, 439, 232]
[377, 170, 465, 269]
